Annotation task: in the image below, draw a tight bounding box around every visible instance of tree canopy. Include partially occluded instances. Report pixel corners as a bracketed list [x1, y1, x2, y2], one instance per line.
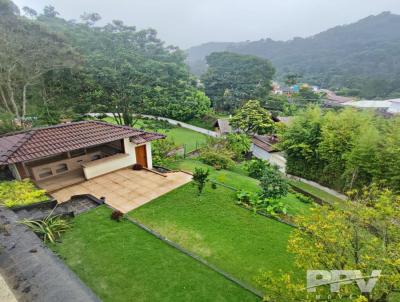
[230, 100, 276, 135]
[201, 52, 275, 112]
[0, 0, 211, 127]
[188, 12, 400, 99]
[279, 106, 400, 193]
[259, 186, 400, 302]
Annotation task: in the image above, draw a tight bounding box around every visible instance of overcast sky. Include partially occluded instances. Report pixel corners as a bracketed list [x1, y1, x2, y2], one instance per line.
[12, 0, 400, 48]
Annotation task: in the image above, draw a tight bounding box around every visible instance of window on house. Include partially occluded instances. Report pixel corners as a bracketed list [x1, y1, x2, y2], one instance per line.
[55, 163, 68, 174]
[38, 167, 53, 178]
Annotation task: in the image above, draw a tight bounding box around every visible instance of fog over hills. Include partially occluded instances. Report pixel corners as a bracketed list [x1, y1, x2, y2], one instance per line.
[187, 12, 400, 98]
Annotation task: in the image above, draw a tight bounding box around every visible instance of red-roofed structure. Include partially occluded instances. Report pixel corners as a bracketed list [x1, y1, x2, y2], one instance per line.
[0, 121, 165, 188]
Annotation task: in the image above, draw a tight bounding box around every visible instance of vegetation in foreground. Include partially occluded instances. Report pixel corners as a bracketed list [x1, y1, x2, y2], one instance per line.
[259, 186, 400, 302]
[0, 179, 48, 208]
[50, 206, 259, 302]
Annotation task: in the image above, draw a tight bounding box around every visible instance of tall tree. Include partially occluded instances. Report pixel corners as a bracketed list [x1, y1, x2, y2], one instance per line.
[202, 52, 275, 112]
[0, 2, 78, 125]
[230, 100, 276, 135]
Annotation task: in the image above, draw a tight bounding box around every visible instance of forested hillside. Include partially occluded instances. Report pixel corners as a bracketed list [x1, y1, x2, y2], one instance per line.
[0, 0, 210, 129]
[187, 12, 400, 99]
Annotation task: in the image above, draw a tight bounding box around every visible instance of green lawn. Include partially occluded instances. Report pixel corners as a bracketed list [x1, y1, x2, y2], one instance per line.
[185, 117, 215, 130]
[289, 179, 344, 204]
[167, 159, 311, 216]
[101, 117, 208, 152]
[129, 182, 300, 290]
[51, 206, 259, 302]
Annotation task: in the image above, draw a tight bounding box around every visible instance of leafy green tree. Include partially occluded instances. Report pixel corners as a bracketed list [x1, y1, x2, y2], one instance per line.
[258, 186, 400, 302]
[278, 106, 323, 182]
[202, 52, 275, 112]
[245, 159, 271, 180]
[0, 3, 79, 125]
[259, 165, 289, 199]
[375, 117, 400, 191]
[230, 100, 276, 135]
[226, 133, 251, 160]
[192, 167, 210, 195]
[264, 94, 297, 116]
[317, 109, 372, 189]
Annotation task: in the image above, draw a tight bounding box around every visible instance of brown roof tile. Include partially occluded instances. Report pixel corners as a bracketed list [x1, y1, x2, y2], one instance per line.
[0, 121, 165, 165]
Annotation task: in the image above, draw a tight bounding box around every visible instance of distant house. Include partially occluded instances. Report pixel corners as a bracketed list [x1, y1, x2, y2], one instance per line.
[342, 98, 400, 115]
[389, 99, 400, 114]
[275, 116, 293, 125]
[0, 121, 164, 191]
[322, 90, 355, 107]
[251, 135, 279, 160]
[213, 119, 233, 135]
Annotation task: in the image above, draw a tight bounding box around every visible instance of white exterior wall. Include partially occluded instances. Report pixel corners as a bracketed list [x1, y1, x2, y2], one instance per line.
[145, 142, 153, 169]
[83, 138, 137, 179]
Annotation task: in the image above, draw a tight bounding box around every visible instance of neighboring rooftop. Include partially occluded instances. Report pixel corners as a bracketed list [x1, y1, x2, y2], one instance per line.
[252, 135, 278, 153]
[0, 121, 165, 165]
[214, 119, 233, 134]
[341, 99, 400, 114]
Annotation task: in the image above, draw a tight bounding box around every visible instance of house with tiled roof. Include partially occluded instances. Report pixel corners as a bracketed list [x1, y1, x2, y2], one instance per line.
[0, 121, 165, 192]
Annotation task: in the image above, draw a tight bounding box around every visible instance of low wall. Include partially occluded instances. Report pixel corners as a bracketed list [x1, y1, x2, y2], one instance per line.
[83, 138, 137, 179]
[83, 153, 133, 179]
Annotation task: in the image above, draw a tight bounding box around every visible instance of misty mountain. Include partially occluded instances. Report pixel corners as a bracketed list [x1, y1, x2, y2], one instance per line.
[187, 12, 400, 98]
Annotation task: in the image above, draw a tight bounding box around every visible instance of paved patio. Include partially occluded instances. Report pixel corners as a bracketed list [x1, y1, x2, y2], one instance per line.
[50, 169, 192, 213]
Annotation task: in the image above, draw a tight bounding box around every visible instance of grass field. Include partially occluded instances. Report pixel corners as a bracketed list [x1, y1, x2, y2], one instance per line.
[130, 183, 300, 290]
[166, 159, 311, 216]
[289, 179, 344, 204]
[101, 116, 208, 153]
[50, 206, 259, 302]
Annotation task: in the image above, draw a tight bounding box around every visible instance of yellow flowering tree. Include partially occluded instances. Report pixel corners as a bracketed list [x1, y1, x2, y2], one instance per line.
[258, 186, 400, 302]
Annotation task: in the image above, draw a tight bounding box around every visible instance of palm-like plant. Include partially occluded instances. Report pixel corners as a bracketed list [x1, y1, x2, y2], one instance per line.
[20, 209, 70, 243]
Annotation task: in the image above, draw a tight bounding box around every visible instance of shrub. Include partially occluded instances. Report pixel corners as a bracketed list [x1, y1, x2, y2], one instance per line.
[262, 199, 287, 216]
[226, 133, 251, 160]
[236, 190, 254, 204]
[293, 192, 313, 204]
[152, 138, 179, 166]
[20, 213, 70, 243]
[111, 210, 124, 221]
[199, 149, 234, 170]
[259, 165, 289, 199]
[0, 180, 47, 208]
[236, 190, 287, 216]
[192, 167, 209, 195]
[245, 159, 271, 179]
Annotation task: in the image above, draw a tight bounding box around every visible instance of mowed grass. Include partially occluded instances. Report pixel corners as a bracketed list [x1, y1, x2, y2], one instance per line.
[130, 183, 299, 290]
[167, 159, 311, 216]
[101, 117, 208, 152]
[289, 179, 345, 204]
[50, 206, 259, 302]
